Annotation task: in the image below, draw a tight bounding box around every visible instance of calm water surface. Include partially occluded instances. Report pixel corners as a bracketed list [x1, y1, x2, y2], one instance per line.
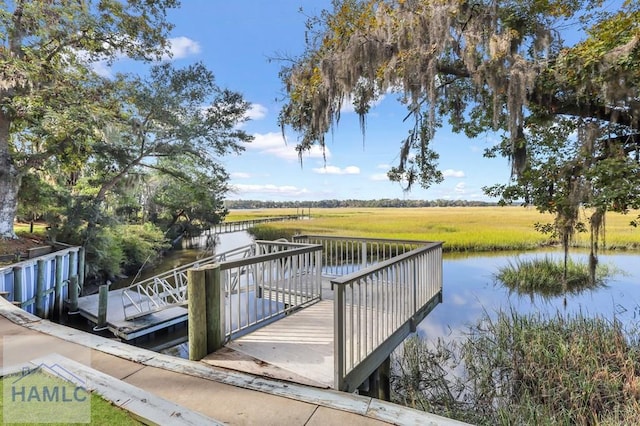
[131, 232, 639, 355]
[419, 250, 640, 341]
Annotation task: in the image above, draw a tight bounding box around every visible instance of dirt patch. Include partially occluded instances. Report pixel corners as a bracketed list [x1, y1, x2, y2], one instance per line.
[0, 234, 49, 263]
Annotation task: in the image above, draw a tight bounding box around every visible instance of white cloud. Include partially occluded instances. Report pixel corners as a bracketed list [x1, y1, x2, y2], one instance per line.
[231, 184, 309, 197]
[245, 104, 267, 121]
[454, 182, 466, 193]
[370, 173, 389, 181]
[443, 169, 465, 178]
[164, 36, 201, 60]
[312, 165, 360, 175]
[230, 172, 251, 179]
[249, 132, 330, 161]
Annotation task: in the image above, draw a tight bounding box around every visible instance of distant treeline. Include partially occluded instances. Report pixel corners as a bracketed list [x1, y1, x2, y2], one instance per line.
[226, 199, 498, 209]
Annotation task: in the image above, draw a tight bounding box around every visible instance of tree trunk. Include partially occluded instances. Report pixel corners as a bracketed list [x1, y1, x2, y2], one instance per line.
[0, 112, 19, 239]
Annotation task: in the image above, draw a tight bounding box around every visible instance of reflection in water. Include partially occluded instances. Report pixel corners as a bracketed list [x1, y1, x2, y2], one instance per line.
[418, 251, 640, 343]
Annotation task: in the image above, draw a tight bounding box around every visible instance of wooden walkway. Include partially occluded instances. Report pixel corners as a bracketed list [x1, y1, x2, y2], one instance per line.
[205, 300, 335, 388]
[75, 288, 188, 341]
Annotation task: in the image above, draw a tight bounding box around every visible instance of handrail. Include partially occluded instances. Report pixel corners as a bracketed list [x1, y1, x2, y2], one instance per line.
[121, 243, 256, 320]
[219, 242, 323, 340]
[293, 235, 432, 277]
[330, 241, 443, 391]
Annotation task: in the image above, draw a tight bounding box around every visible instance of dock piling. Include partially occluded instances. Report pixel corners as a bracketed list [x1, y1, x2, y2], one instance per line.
[68, 275, 79, 313]
[12, 267, 23, 308]
[94, 284, 109, 331]
[188, 267, 207, 360]
[36, 259, 45, 318]
[204, 264, 224, 353]
[54, 255, 64, 319]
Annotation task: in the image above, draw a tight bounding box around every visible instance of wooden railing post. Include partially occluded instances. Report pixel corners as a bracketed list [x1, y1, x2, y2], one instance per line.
[68, 250, 77, 279]
[334, 283, 345, 391]
[188, 267, 207, 361]
[35, 259, 45, 318]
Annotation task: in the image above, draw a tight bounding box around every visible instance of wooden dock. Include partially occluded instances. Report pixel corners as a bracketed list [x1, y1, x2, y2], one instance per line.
[75, 288, 188, 341]
[204, 300, 335, 388]
[76, 236, 444, 393]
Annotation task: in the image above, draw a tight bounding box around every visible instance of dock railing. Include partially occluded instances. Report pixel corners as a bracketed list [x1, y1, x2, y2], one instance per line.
[220, 240, 323, 340]
[121, 243, 257, 320]
[330, 241, 443, 392]
[292, 235, 425, 276]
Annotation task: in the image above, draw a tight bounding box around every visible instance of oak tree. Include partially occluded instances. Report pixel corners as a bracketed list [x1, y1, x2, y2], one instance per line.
[0, 0, 178, 238]
[280, 0, 640, 267]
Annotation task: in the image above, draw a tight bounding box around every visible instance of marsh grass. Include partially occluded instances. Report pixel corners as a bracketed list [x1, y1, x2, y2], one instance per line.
[393, 310, 640, 425]
[495, 257, 613, 298]
[229, 207, 640, 252]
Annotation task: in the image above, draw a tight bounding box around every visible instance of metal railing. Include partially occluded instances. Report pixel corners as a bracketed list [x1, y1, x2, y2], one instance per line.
[220, 240, 323, 339]
[121, 243, 257, 320]
[293, 235, 426, 276]
[330, 241, 443, 391]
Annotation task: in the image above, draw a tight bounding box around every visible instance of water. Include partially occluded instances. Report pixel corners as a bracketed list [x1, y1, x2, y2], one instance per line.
[418, 250, 640, 342]
[123, 237, 639, 357]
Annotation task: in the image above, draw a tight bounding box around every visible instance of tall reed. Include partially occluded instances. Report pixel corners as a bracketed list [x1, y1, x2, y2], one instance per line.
[393, 310, 640, 425]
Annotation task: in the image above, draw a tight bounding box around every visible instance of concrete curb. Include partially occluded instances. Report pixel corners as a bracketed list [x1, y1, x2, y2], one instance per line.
[0, 297, 468, 425]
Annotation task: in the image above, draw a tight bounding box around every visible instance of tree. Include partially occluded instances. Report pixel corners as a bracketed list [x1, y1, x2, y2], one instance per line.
[79, 62, 250, 241]
[0, 0, 179, 239]
[147, 156, 230, 241]
[279, 0, 640, 267]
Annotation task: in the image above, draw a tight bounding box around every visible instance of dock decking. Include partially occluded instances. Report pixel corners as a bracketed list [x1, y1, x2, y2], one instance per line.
[76, 288, 188, 340]
[76, 236, 443, 392]
[205, 300, 335, 388]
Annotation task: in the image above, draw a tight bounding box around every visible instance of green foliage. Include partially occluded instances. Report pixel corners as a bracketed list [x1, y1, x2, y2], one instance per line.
[86, 226, 124, 280]
[117, 223, 171, 275]
[0, 0, 180, 238]
[280, 0, 640, 272]
[83, 223, 169, 280]
[393, 311, 640, 425]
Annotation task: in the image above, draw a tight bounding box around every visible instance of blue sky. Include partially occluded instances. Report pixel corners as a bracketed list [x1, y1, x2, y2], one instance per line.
[106, 1, 514, 202]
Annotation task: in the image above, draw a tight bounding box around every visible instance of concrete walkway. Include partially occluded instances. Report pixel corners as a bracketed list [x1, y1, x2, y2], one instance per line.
[0, 298, 466, 425]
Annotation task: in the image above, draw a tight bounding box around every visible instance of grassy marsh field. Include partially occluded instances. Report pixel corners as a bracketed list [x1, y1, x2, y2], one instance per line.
[227, 206, 640, 252]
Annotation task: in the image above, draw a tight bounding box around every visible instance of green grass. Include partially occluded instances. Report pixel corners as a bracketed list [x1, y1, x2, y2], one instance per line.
[228, 206, 640, 252]
[495, 256, 613, 297]
[14, 222, 47, 237]
[1, 374, 143, 425]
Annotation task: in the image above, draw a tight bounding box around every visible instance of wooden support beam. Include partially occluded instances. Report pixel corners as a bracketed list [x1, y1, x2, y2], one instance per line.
[68, 275, 79, 313]
[188, 267, 207, 361]
[12, 267, 22, 308]
[35, 259, 45, 318]
[55, 255, 64, 320]
[204, 264, 224, 353]
[94, 284, 109, 331]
